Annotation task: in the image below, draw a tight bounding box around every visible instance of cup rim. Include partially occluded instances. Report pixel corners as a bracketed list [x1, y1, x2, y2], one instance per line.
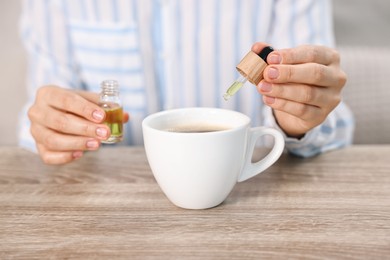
[142, 107, 251, 135]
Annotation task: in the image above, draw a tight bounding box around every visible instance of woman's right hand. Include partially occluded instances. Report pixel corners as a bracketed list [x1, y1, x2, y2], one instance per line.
[28, 85, 117, 165]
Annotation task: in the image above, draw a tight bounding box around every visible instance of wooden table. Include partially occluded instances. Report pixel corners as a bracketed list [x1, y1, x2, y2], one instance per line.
[0, 145, 389, 259]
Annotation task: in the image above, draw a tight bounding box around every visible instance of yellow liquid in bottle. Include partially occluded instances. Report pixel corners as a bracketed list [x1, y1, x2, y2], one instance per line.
[101, 104, 123, 143]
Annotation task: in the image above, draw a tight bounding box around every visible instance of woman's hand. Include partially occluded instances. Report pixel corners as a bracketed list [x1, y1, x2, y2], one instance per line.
[28, 85, 129, 165]
[253, 43, 347, 138]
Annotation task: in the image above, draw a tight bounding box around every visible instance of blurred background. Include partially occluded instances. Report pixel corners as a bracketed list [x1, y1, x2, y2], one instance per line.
[1, 0, 390, 146]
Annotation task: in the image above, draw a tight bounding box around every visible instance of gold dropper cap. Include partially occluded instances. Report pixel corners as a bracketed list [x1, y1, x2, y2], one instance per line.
[223, 46, 274, 101]
[236, 51, 268, 85]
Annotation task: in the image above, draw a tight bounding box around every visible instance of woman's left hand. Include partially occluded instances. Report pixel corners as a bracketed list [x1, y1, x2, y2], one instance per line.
[253, 43, 347, 138]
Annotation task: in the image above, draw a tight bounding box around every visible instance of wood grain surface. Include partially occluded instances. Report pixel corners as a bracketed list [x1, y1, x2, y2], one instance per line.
[0, 146, 389, 259]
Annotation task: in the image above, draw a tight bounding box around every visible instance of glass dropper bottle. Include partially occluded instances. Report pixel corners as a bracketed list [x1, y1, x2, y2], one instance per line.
[99, 79, 123, 143]
[223, 46, 274, 101]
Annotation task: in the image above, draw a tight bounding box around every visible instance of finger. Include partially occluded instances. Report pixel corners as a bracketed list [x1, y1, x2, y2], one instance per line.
[263, 63, 343, 88]
[251, 42, 270, 54]
[76, 90, 100, 103]
[123, 112, 130, 123]
[40, 108, 110, 140]
[258, 81, 333, 107]
[77, 91, 130, 123]
[36, 143, 84, 165]
[262, 95, 323, 122]
[269, 45, 340, 66]
[37, 86, 105, 123]
[31, 124, 102, 152]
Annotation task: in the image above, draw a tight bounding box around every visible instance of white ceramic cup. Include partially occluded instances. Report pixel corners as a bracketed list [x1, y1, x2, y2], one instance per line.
[142, 107, 285, 209]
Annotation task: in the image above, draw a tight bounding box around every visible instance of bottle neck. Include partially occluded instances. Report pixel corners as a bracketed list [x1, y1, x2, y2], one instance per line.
[101, 88, 119, 96]
[101, 79, 119, 93]
[100, 80, 121, 104]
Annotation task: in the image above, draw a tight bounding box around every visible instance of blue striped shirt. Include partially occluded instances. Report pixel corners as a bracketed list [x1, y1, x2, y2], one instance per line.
[18, 0, 354, 157]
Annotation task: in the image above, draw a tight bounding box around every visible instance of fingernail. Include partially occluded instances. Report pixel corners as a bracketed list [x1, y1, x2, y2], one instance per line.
[268, 67, 279, 79]
[86, 140, 99, 149]
[92, 110, 105, 121]
[268, 53, 281, 64]
[260, 82, 272, 92]
[96, 127, 108, 138]
[72, 151, 83, 159]
[264, 96, 276, 104]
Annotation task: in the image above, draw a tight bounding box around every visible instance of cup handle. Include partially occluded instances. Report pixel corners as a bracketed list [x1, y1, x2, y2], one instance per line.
[237, 127, 285, 182]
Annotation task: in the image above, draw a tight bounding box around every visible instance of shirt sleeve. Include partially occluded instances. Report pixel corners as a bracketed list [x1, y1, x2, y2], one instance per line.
[263, 0, 355, 157]
[263, 103, 354, 157]
[18, 1, 81, 152]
